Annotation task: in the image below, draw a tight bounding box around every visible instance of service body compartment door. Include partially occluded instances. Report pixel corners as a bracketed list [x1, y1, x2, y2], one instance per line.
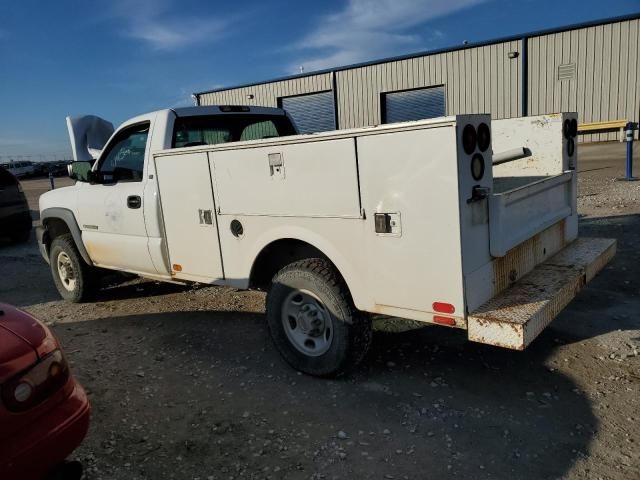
[155, 152, 223, 283]
[211, 138, 361, 218]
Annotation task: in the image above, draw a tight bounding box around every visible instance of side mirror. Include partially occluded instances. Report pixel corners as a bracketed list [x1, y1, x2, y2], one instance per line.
[68, 161, 93, 182]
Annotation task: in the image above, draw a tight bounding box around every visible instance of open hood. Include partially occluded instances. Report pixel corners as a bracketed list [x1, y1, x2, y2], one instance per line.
[66, 115, 115, 162]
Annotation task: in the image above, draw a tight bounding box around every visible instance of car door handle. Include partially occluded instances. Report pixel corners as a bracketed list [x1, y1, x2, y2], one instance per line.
[127, 195, 142, 209]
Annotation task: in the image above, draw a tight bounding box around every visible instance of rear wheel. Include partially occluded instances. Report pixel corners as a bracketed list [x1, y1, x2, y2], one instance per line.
[49, 234, 98, 303]
[266, 258, 372, 377]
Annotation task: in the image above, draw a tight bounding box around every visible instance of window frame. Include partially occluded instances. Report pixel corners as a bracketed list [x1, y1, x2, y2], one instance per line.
[94, 121, 151, 183]
[170, 114, 295, 149]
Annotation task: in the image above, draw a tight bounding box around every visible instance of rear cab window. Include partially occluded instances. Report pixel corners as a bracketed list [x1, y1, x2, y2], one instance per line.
[172, 114, 296, 148]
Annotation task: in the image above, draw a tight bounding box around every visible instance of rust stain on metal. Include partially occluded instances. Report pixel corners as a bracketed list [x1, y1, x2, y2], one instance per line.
[470, 237, 616, 350]
[492, 220, 567, 296]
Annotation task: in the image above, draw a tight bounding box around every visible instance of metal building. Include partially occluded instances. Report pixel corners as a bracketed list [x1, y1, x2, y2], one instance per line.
[194, 14, 640, 142]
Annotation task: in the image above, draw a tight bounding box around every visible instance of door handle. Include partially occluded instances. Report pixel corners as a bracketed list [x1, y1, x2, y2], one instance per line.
[127, 195, 142, 209]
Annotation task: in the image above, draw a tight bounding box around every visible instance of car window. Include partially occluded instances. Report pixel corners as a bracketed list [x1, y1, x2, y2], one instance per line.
[172, 114, 295, 148]
[98, 123, 149, 182]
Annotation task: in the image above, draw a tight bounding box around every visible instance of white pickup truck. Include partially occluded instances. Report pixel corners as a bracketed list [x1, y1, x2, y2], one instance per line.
[37, 106, 615, 376]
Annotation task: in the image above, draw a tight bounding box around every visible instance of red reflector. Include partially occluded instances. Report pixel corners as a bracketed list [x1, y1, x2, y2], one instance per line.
[433, 316, 456, 326]
[433, 302, 455, 314]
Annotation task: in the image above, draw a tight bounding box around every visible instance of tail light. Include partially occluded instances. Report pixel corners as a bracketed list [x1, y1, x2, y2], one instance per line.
[569, 119, 578, 137]
[564, 118, 577, 157]
[1, 350, 70, 412]
[462, 124, 477, 154]
[471, 154, 485, 180]
[477, 123, 491, 152]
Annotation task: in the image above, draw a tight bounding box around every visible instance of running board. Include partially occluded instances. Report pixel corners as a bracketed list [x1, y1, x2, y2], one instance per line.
[468, 237, 616, 350]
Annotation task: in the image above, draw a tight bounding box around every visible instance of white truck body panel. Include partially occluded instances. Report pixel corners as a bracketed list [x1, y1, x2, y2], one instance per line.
[357, 126, 465, 321]
[154, 115, 484, 324]
[489, 172, 573, 257]
[212, 138, 361, 218]
[490, 113, 579, 257]
[493, 114, 576, 176]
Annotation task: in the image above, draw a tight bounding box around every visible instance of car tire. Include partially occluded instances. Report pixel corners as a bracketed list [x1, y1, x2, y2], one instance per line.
[49, 234, 98, 303]
[266, 258, 372, 377]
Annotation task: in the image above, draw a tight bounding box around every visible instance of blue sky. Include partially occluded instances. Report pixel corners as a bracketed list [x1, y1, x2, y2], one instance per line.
[0, 0, 638, 160]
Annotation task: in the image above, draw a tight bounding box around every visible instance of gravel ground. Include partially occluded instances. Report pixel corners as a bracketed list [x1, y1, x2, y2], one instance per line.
[0, 142, 638, 480]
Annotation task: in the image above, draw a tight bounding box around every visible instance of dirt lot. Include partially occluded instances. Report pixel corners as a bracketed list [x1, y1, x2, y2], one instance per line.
[1, 143, 639, 480]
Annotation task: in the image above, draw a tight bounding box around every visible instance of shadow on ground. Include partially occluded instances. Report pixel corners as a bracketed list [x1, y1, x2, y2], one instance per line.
[60, 308, 597, 480]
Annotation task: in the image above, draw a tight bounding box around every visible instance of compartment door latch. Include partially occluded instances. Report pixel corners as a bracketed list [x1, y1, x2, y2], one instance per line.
[374, 213, 401, 236]
[268, 152, 285, 179]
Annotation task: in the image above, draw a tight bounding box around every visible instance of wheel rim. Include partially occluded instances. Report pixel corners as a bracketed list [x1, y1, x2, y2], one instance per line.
[56, 251, 77, 292]
[281, 289, 333, 357]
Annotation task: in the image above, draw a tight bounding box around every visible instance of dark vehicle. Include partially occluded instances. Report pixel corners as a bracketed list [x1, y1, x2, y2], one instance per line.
[47, 162, 71, 177]
[32, 163, 49, 177]
[0, 166, 31, 243]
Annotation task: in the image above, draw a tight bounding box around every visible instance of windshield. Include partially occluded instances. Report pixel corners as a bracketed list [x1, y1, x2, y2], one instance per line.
[172, 114, 296, 148]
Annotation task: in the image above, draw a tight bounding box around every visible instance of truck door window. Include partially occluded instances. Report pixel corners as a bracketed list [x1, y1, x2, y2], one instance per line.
[97, 123, 149, 182]
[172, 114, 295, 148]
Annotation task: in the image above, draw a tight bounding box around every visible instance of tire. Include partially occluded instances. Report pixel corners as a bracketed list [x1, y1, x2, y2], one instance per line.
[49, 234, 97, 303]
[266, 258, 372, 377]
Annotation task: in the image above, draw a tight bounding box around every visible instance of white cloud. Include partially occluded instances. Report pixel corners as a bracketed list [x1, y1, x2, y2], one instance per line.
[110, 0, 228, 50]
[292, 0, 486, 72]
[128, 17, 226, 50]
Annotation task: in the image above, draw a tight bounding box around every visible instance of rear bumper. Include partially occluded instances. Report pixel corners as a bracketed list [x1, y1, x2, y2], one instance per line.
[1, 382, 90, 480]
[468, 237, 616, 350]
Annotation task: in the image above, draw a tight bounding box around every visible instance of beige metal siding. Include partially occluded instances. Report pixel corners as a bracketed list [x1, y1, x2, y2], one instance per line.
[198, 73, 332, 109]
[529, 18, 640, 142]
[197, 17, 639, 143]
[335, 41, 522, 129]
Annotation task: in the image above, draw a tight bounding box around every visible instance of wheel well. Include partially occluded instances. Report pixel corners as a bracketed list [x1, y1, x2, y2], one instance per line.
[250, 239, 335, 290]
[43, 217, 71, 248]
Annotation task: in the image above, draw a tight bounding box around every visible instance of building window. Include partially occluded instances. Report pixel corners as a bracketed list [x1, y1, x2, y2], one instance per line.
[382, 86, 446, 124]
[278, 91, 335, 134]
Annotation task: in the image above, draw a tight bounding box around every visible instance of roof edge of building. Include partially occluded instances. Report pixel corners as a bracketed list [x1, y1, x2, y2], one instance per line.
[194, 12, 640, 98]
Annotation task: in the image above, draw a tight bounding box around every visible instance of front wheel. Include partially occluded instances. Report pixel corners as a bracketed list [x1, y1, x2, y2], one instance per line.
[49, 234, 97, 303]
[266, 258, 372, 377]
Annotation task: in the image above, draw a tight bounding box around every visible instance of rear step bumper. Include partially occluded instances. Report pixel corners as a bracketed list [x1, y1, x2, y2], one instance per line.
[467, 237, 616, 350]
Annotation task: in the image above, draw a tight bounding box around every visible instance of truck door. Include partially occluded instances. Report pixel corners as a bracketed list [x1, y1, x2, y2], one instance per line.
[76, 121, 157, 274]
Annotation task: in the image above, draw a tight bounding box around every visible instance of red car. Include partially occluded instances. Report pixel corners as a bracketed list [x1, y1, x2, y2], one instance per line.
[0, 303, 89, 480]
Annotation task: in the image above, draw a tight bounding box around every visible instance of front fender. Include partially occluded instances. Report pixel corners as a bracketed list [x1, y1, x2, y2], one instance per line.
[40, 208, 93, 265]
